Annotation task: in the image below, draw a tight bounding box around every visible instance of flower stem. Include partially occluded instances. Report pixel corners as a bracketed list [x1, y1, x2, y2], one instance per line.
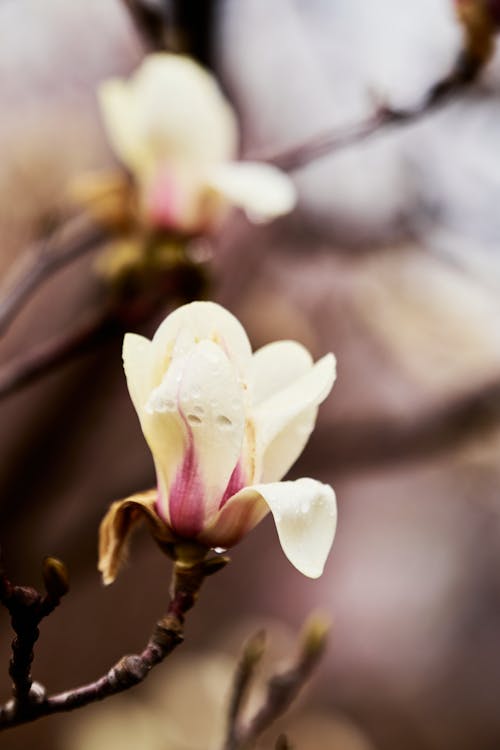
[0, 556, 225, 730]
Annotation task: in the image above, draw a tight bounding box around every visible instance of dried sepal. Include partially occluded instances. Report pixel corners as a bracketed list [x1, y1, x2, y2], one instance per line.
[98, 489, 173, 585]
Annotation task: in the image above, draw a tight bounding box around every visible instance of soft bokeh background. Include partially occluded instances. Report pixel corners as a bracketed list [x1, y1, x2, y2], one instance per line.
[1, 1, 500, 748]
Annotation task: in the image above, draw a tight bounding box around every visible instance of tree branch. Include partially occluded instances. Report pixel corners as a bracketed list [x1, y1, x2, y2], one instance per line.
[120, 0, 167, 51]
[0, 554, 227, 730]
[224, 631, 266, 750]
[0, 559, 69, 716]
[0, 217, 107, 338]
[262, 50, 482, 172]
[224, 618, 329, 750]
[307, 374, 500, 475]
[0, 310, 118, 401]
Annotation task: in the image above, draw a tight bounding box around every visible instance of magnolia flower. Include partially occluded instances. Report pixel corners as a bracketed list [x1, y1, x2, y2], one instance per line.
[99, 302, 337, 583]
[98, 54, 296, 233]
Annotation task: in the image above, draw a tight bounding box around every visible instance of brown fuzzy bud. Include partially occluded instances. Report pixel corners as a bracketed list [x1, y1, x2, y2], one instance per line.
[42, 557, 69, 599]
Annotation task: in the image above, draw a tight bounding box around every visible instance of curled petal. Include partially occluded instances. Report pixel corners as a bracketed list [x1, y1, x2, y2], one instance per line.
[98, 490, 169, 585]
[254, 353, 336, 483]
[198, 489, 268, 549]
[206, 162, 297, 222]
[228, 479, 337, 578]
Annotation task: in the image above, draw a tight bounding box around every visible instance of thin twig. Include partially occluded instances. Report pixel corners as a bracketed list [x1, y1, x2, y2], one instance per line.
[120, 0, 167, 51]
[224, 631, 266, 750]
[0, 217, 107, 337]
[260, 51, 482, 172]
[0, 559, 69, 715]
[307, 373, 500, 475]
[0, 555, 227, 729]
[0, 310, 119, 401]
[225, 618, 329, 750]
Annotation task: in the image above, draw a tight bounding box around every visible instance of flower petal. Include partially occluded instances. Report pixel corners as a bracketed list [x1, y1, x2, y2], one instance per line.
[99, 54, 238, 177]
[250, 340, 313, 407]
[253, 353, 336, 482]
[98, 489, 168, 585]
[229, 479, 337, 578]
[197, 488, 268, 550]
[206, 162, 297, 222]
[150, 301, 253, 387]
[146, 340, 246, 531]
[122, 332, 154, 415]
[98, 79, 151, 175]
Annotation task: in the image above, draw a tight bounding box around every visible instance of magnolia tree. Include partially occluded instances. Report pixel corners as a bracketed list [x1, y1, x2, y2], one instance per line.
[0, 1, 497, 748]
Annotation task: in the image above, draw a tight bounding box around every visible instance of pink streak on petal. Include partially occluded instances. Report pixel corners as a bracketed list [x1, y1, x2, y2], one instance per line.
[168, 426, 206, 539]
[146, 168, 183, 230]
[219, 461, 246, 509]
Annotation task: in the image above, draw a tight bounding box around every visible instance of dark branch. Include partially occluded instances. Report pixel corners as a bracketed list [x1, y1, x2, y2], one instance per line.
[307, 374, 500, 475]
[120, 0, 167, 51]
[0, 311, 118, 401]
[0, 559, 68, 716]
[0, 217, 107, 338]
[0, 555, 226, 730]
[261, 51, 482, 172]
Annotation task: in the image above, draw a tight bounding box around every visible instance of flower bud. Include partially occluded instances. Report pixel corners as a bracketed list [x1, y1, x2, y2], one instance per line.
[99, 302, 337, 583]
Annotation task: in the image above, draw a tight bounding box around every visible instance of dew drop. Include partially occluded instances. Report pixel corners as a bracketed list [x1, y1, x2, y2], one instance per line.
[213, 546, 227, 554]
[187, 413, 203, 425]
[216, 415, 233, 429]
[192, 404, 205, 417]
[300, 500, 309, 515]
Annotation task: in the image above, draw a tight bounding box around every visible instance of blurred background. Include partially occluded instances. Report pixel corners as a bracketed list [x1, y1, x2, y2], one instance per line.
[1, 1, 500, 748]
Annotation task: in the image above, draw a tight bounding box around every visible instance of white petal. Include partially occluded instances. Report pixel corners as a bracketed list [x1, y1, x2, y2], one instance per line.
[250, 340, 313, 407]
[228, 479, 337, 578]
[123, 333, 185, 525]
[253, 353, 336, 482]
[147, 340, 246, 519]
[122, 333, 154, 415]
[206, 162, 297, 222]
[150, 301, 253, 386]
[133, 54, 238, 165]
[98, 80, 151, 175]
[99, 54, 238, 177]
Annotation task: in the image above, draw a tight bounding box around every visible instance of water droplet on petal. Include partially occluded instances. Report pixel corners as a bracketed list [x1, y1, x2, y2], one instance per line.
[216, 415, 233, 429]
[187, 413, 203, 425]
[213, 546, 226, 554]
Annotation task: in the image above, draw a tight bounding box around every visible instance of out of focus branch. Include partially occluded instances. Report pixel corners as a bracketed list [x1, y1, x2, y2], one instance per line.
[224, 617, 328, 750]
[264, 50, 485, 172]
[0, 217, 108, 337]
[120, 0, 166, 51]
[0, 555, 227, 730]
[224, 631, 266, 750]
[0, 310, 118, 401]
[309, 375, 500, 474]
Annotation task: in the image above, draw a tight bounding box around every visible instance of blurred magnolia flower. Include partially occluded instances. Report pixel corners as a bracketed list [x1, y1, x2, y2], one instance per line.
[99, 301, 337, 582]
[98, 53, 296, 233]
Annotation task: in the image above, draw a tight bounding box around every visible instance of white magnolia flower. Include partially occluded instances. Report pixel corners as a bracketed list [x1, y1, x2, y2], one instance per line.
[99, 302, 337, 582]
[98, 54, 296, 233]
